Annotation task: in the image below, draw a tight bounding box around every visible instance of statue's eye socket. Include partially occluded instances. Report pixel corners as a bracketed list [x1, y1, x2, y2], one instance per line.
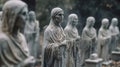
[22, 12, 26, 16]
[58, 14, 62, 16]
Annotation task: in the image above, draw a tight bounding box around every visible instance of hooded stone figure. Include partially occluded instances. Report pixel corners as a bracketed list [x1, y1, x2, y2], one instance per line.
[109, 18, 120, 53]
[24, 11, 40, 59]
[42, 7, 67, 67]
[0, 0, 36, 67]
[97, 18, 111, 61]
[64, 14, 80, 67]
[0, 11, 2, 29]
[81, 16, 97, 66]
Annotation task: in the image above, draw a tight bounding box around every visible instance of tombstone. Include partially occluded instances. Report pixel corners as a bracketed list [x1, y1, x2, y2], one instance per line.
[85, 53, 103, 67]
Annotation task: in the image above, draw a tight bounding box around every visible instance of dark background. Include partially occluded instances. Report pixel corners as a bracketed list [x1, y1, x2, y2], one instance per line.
[1, 0, 120, 34]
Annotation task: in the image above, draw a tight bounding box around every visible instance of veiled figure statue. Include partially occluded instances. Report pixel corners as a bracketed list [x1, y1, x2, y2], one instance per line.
[42, 7, 67, 67]
[24, 11, 40, 58]
[97, 18, 111, 61]
[0, 0, 36, 67]
[0, 11, 2, 28]
[64, 14, 80, 67]
[81, 16, 97, 66]
[109, 18, 120, 53]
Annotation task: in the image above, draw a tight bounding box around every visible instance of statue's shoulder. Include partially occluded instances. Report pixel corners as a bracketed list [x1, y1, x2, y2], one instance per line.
[0, 32, 8, 41]
[0, 33, 9, 47]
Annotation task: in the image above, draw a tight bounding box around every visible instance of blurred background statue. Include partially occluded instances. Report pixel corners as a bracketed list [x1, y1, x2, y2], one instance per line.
[42, 7, 67, 67]
[97, 18, 111, 61]
[64, 14, 80, 67]
[109, 18, 120, 53]
[0, 11, 2, 30]
[24, 11, 40, 60]
[0, 0, 36, 67]
[81, 16, 97, 66]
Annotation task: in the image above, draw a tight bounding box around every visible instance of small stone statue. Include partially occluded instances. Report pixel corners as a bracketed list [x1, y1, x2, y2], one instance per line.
[42, 7, 66, 67]
[24, 11, 40, 59]
[109, 18, 120, 54]
[97, 18, 111, 61]
[0, 0, 35, 67]
[64, 14, 80, 67]
[90, 53, 98, 60]
[81, 16, 97, 66]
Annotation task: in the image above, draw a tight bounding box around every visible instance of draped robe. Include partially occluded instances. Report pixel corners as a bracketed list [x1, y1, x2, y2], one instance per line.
[97, 28, 111, 61]
[42, 21, 66, 67]
[64, 25, 81, 67]
[0, 33, 29, 67]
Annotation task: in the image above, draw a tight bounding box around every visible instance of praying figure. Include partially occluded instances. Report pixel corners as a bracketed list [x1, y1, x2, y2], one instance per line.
[81, 16, 97, 66]
[42, 7, 67, 67]
[109, 18, 120, 53]
[97, 18, 111, 61]
[0, 0, 36, 67]
[64, 14, 80, 67]
[24, 11, 40, 58]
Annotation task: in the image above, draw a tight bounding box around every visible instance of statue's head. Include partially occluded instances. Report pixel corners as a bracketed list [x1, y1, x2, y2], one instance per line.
[101, 18, 109, 29]
[111, 18, 118, 26]
[68, 14, 78, 26]
[51, 7, 64, 25]
[86, 16, 95, 27]
[29, 11, 36, 21]
[2, 0, 28, 33]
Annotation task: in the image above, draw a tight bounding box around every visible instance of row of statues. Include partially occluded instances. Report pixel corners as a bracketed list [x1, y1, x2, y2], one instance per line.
[42, 7, 120, 67]
[0, 0, 120, 67]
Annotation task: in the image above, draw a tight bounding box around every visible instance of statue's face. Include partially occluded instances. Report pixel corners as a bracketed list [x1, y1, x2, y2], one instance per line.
[55, 11, 64, 24]
[15, 6, 28, 30]
[29, 12, 36, 21]
[102, 19, 109, 29]
[112, 19, 118, 26]
[87, 17, 95, 27]
[71, 16, 78, 26]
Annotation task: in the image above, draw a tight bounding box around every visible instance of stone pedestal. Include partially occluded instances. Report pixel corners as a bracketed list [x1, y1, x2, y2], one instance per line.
[102, 61, 112, 67]
[111, 51, 120, 61]
[85, 58, 103, 67]
[111, 51, 120, 67]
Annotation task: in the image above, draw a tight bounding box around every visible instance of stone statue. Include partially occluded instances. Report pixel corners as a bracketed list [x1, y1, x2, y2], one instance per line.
[64, 14, 80, 67]
[97, 18, 111, 61]
[109, 18, 120, 54]
[0, 11, 2, 28]
[81, 16, 97, 66]
[24, 11, 40, 59]
[0, 0, 36, 67]
[42, 7, 67, 67]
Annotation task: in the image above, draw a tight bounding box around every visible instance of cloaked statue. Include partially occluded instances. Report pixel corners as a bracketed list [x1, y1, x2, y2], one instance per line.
[97, 18, 111, 61]
[109, 18, 120, 53]
[42, 7, 67, 67]
[0, 0, 36, 67]
[64, 14, 80, 67]
[24, 11, 40, 59]
[0, 11, 2, 28]
[81, 16, 97, 66]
